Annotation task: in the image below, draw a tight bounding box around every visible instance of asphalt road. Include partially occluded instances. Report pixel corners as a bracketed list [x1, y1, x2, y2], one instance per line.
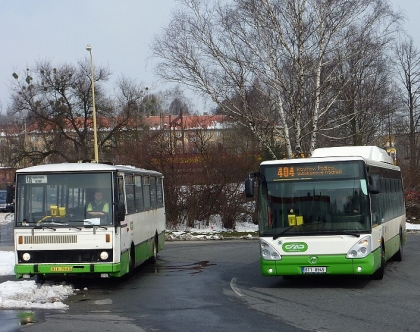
[2, 233, 420, 331]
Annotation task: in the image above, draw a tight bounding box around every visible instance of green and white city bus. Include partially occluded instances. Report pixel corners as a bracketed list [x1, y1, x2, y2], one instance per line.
[14, 162, 165, 280]
[245, 146, 406, 279]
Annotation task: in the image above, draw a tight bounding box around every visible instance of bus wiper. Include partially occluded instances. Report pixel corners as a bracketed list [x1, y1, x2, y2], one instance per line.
[273, 226, 295, 240]
[68, 225, 82, 231]
[84, 225, 108, 233]
[333, 231, 360, 237]
[34, 225, 56, 231]
[273, 223, 316, 240]
[95, 225, 108, 230]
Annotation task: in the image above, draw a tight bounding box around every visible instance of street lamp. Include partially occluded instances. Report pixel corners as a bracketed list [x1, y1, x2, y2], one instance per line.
[86, 44, 99, 162]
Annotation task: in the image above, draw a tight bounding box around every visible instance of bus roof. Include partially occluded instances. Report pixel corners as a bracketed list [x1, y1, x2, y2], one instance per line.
[15, 162, 163, 177]
[311, 146, 393, 164]
[261, 146, 399, 170]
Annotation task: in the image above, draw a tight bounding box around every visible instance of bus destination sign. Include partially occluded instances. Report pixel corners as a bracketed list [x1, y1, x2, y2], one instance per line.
[262, 161, 363, 181]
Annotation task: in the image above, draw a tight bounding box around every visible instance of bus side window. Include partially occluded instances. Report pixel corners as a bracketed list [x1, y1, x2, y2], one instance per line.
[150, 177, 157, 208]
[156, 177, 163, 207]
[125, 175, 135, 215]
[135, 175, 144, 212]
[143, 176, 151, 210]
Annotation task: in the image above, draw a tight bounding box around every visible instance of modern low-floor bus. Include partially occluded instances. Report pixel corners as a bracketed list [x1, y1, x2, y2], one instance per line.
[245, 146, 406, 279]
[14, 162, 165, 280]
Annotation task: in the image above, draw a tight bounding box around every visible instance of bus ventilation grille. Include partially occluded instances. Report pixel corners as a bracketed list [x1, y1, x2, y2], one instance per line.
[23, 235, 77, 244]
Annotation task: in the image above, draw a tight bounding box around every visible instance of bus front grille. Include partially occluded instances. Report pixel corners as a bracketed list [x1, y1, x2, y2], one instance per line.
[22, 235, 78, 244]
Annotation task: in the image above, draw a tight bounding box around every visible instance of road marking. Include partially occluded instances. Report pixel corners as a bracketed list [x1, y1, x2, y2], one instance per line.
[230, 277, 244, 297]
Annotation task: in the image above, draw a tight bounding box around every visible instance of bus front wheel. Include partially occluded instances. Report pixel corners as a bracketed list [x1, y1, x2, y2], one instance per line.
[392, 230, 403, 262]
[371, 244, 385, 280]
[35, 274, 45, 284]
[128, 246, 135, 275]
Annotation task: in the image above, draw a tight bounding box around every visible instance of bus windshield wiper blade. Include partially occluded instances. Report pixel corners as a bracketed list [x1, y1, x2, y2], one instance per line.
[273, 226, 295, 240]
[273, 223, 326, 239]
[326, 231, 360, 237]
[34, 225, 56, 231]
[68, 225, 82, 230]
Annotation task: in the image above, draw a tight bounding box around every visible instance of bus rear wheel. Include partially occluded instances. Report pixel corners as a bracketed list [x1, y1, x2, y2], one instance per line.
[149, 237, 158, 264]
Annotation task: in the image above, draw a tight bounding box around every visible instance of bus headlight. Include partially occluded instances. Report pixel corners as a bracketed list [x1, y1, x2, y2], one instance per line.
[22, 253, 31, 261]
[346, 236, 371, 259]
[261, 240, 282, 260]
[99, 251, 109, 260]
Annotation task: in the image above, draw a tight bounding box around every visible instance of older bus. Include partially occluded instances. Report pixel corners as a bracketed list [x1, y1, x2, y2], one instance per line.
[245, 146, 406, 279]
[14, 162, 165, 281]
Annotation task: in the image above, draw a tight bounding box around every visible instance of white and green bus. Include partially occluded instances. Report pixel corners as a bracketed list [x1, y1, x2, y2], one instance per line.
[245, 146, 406, 279]
[14, 162, 165, 280]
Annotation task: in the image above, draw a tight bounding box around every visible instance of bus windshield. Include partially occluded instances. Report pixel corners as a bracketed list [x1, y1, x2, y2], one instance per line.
[15, 172, 113, 227]
[258, 178, 370, 236]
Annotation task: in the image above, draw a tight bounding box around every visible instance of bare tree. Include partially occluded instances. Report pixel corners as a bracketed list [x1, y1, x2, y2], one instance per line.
[153, 0, 401, 158]
[321, 29, 397, 147]
[394, 38, 420, 170]
[8, 60, 134, 164]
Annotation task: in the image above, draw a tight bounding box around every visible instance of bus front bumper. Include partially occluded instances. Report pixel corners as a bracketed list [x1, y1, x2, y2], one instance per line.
[15, 262, 123, 279]
[261, 252, 379, 276]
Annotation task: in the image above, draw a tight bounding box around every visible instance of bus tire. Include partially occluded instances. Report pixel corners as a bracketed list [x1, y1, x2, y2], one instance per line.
[35, 274, 45, 284]
[392, 230, 403, 262]
[128, 246, 135, 275]
[149, 236, 158, 264]
[371, 244, 385, 280]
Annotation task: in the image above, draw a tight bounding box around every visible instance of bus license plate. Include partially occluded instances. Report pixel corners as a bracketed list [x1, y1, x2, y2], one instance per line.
[51, 267, 72, 272]
[302, 267, 326, 274]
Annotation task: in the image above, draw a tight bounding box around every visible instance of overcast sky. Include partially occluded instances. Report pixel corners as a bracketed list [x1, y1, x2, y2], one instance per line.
[0, 0, 419, 114]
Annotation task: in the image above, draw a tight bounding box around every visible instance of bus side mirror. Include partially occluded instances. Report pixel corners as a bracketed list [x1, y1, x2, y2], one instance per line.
[369, 174, 380, 194]
[245, 175, 255, 198]
[116, 203, 126, 223]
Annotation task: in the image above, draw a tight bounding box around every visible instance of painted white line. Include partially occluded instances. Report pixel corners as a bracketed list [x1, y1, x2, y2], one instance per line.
[230, 277, 244, 297]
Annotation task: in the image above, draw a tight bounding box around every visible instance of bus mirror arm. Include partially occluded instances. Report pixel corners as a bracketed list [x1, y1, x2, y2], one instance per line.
[368, 173, 381, 194]
[245, 172, 257, 198]
[115, 203, 126, 223]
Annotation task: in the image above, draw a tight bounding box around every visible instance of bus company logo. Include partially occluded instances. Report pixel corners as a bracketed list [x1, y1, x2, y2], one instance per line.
[309, 256, 318, 264]
[282, 242, 308, 252]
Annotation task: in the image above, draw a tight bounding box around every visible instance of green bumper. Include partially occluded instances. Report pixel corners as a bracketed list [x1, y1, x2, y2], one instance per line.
[261, 250, 381, 276]
[15, 262, 124, 279]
